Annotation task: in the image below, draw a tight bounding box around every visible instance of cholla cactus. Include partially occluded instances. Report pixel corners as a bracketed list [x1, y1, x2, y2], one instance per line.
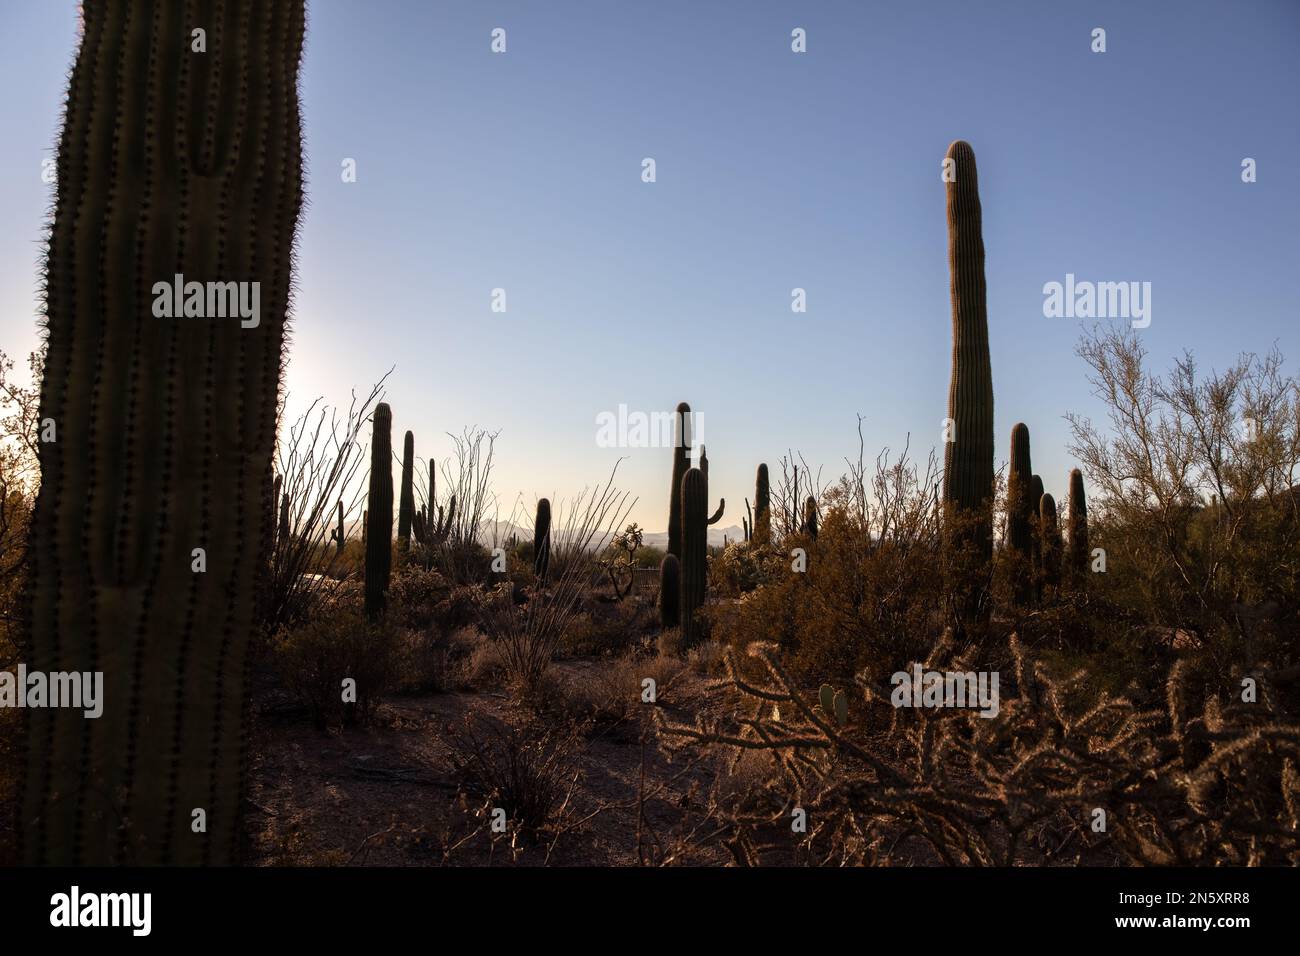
[658, 637, 1300, 866]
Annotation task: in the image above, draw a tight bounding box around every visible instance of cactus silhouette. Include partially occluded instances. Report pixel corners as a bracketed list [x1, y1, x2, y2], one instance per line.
[534, 497, 552, 583]
[20, 0, 307, 865]
[1039, 493, 1062, 591]
[699, 445, 725, 527]
[270, 473, 283, 550]
[1007, 423, 1035, 605]
[753, 464, 771, 545]
[680, 468, 708, 644]
[659, 552, 680, 628]
[802, 496, 818, 539]
[941, 140, 995, 559]
[331, 500, 345, 555]
[666, 402, 691, 559]
[1066, 468, 1089, 580]
[278, 492, 291, 547]
[398, 430, 415, 551]
[366, 404, 394, 620]
[1030, 474, 1045, 601]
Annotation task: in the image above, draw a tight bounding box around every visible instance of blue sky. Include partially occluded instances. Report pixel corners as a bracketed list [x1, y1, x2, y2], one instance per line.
[2, 0, 1297, 531]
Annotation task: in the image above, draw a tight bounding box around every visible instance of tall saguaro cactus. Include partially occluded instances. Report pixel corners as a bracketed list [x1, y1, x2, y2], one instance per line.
[366, 404, 394, 620]
[21, 0, 308, 866]
[1006, 423, 1035, 605]
[666, 402, 691, 559]
[398, 430, 415, 551]
[680, 468, 708, 645]
[1066, 468, 1089, 579]
[534, 498, 552, 584]
[1039, 493, 1062, 591]
[753, 463, 771, 545]
[941, 140, 995, 559]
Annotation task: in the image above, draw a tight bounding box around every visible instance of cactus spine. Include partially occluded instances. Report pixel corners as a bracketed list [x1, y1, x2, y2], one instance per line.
[680, 468, 708, 645]
[941, 140, 995, 559]
[365, 404, 394, 620]
[398, 430, 415, 551]
[21, 0, 307, 865]
[1067, 468, 1089, 580]
[534, 497, 552, 583]
[659, 553, 680, 628]
[1007, 423, 1035, 605]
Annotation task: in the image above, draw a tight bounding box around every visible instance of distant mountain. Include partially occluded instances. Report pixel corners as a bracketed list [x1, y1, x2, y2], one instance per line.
[640, 525, 745, 550]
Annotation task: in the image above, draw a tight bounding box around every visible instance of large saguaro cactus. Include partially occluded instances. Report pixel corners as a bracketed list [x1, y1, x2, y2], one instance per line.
[1006, 423, 1035, 605]
[398, 430, 415, 551]
[534, 498, 552, 584]
[941, 140, 995, 558]
[753, 463, 771, 545]
[1066, 468, 1089, 580]
[21, 0, 308, 866]
[1039, 493, 1063, 591]
[666, 402, 691, 559]
[680, 468, 708, 645]
[366, 404, 394, 620]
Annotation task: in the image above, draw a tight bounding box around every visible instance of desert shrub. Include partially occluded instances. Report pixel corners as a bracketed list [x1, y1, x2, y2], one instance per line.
[686, 639, 726, 675]
[260, 377, 387, 636]
[386, 565, 453, 628]
[711, 499, 944, 686]
[559, 599, 657, 658]
[710, 540, 785, 597]
[1068, 326, 1300, 675]
[478, 469, 634, 701]
[454, 631, 508, 690]
[272, 594, 401, 729]
[551, 648, 685, 727]
[445, 715, 582, 843]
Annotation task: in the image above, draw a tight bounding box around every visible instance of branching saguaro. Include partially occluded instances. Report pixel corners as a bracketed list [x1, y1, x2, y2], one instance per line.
[658, 640, 1300, 866]
[23, 0, 307, 865]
